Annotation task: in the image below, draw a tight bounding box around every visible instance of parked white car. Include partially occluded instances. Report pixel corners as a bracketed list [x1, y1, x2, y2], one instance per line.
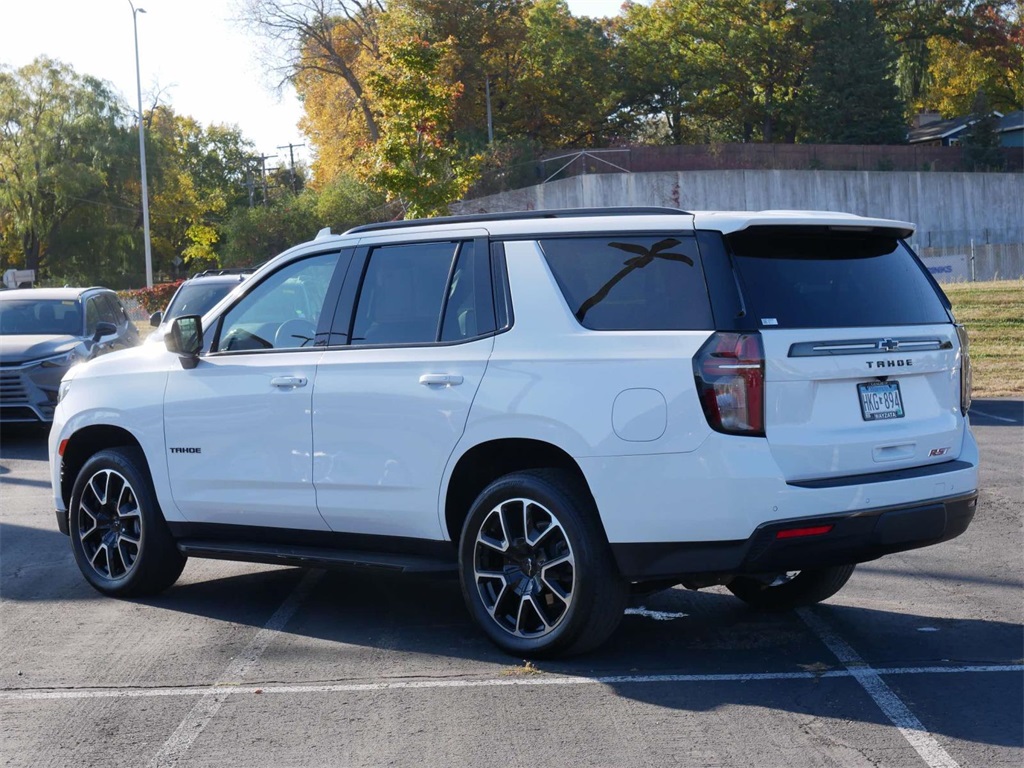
[50, 208, 978, 657]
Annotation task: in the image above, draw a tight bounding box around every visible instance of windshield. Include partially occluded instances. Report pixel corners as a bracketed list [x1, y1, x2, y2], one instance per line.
[164, 282, 238, 323]
[0, 299, 83, 336]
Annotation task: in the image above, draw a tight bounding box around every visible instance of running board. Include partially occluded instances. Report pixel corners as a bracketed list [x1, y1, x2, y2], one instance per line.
[176, 539, 457, 574]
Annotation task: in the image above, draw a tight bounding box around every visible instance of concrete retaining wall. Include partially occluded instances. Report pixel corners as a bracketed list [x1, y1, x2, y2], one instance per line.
[454, 170, 1024, 280]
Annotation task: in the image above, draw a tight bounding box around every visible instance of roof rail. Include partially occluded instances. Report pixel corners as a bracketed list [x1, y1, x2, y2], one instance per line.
[343, 207, 691, 235]
[191, 267, 257, 278]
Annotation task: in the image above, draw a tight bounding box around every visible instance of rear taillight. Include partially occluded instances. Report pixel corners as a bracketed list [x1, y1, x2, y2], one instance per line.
[956, 324, 972, 415]
[693, 331, 765, 436]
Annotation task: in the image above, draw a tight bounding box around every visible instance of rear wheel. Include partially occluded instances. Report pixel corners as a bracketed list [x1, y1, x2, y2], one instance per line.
[459, 470, 627, 658]
[69, 447, 186, 597]
[726, 564, 856, 611]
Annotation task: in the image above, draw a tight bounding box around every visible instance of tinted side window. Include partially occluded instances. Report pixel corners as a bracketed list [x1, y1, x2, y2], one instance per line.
[217, 252, 338, 352]
[351, 242, 458, 345]
[97, 294, 122, 325]
[539, 235, 712, 330]
[85, 297, 101, 335]
[440, 241, 496, 342]
[727, 230, 950, 328]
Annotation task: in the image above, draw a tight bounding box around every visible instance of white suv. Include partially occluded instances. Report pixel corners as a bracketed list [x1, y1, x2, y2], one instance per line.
[50, 208, 978, 657]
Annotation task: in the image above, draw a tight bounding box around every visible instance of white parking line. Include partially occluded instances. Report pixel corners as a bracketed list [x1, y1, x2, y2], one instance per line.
[798, 607, 964, 768]
[1, 663, 1019, 702]
[970, 408, 1020, 424]
[146, 569, 323, 768]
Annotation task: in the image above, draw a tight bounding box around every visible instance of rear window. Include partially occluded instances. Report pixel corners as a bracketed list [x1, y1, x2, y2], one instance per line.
[165, 281, 238, 321]
[539, 235, 712, 330]
[727, 229, 950, 328]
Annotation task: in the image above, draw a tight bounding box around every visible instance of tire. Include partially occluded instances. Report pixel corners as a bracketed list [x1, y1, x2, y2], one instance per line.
[726, 564, 856, 611]
[69, 447, 186, 597]
[458, 469, 628, 658]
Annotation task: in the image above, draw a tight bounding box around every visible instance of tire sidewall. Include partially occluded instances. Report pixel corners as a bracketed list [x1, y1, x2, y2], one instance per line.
[458, 471, 607, 657]
[69, 448, 166, 596]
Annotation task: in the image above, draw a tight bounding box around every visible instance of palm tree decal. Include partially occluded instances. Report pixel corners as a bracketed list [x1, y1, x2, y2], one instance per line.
[576, 238, 694, 323]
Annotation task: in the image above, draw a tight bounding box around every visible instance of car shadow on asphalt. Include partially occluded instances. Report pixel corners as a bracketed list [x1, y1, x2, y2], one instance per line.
[116, 563, 1023, 750]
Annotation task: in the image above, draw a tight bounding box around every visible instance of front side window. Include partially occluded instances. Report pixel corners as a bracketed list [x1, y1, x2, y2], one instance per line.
[97, 294, 121, 325]
[540, 235, 712, 330]
[85, 297, 102, 335]
[350, 242, 459, 346]
[217, 252, 338, 352]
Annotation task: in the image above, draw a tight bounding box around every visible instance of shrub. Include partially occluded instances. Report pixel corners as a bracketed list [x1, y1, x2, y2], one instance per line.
[118, 281, 183, 314]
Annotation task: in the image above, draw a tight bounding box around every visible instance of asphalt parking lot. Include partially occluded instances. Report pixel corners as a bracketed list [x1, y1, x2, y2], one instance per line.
[1, 400, 1021, 768]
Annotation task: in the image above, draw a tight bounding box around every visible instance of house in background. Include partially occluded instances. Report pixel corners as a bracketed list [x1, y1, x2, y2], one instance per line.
[909, 110, 1023, 148]
[995, 111, 1023, 147]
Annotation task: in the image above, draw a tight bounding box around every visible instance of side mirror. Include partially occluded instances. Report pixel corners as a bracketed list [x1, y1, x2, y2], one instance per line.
[149, 311, 163, 327]
[166, 315, 203, 369]
[92, 321, 117, 344]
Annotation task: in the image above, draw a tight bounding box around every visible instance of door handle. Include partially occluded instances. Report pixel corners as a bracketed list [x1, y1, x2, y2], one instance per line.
[271, 375, 308, 389]
[419, 373, 464, 387]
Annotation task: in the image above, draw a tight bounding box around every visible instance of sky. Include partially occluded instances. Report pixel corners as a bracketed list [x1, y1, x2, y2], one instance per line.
[0, 0, 630, 169]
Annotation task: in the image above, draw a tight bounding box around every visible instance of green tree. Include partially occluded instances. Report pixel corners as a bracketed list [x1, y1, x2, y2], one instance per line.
[219, 173, 387, 266]
[144, 108, 256, 273]
[359, 33, 478, 216]
[615, 0, 721, 143]
[614, 0, 808, 143]
[0, 57, 132, 279]
[506, 0, 621, 146]
[800, 0, 907, 144]
[961, 91, 1006, 170]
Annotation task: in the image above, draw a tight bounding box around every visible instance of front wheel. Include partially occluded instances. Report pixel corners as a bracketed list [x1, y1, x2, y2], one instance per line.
[726, 564, 856, 611]
[69, 447, 186, 597]
[458, 470, 627, 658]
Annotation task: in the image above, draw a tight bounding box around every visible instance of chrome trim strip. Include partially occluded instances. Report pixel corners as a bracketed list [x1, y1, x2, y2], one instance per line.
[788, 337, 953, 357]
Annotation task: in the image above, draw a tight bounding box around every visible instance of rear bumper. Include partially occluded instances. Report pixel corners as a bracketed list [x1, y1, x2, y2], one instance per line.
[612, 491, 977, 582]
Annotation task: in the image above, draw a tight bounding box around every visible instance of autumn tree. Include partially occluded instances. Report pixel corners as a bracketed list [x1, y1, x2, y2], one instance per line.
[243, 0, 385, 182]
[922, 3, 1023, 116]
[388, 0, 531, 145]
[873, 0, 1021, 114]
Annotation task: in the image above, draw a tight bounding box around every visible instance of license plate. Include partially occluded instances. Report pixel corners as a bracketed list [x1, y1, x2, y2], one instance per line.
[858, 381, 905, 421]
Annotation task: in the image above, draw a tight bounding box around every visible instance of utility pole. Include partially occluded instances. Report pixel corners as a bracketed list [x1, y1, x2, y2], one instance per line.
[256, 153, 277, 205]
[245, 168, 256, 208]
[485, 75, 494, 145]
[129, 1, 153, 288]
[276, 143, 305, 193]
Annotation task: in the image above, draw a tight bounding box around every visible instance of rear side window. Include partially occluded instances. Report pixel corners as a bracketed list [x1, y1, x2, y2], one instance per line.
[539, 235, 712, 330]
[727, 229, 950, 328]
[350, 242, 457, 345]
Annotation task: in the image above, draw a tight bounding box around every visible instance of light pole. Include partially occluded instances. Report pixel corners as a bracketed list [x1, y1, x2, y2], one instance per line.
[130, 0, 153, 288]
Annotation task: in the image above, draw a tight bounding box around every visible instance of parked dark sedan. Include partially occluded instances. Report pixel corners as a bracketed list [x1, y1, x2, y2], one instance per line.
[0, 287, 140, 423]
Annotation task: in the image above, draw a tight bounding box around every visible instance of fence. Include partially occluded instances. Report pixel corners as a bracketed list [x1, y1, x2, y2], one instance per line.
[534, 144, 1023, 180]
